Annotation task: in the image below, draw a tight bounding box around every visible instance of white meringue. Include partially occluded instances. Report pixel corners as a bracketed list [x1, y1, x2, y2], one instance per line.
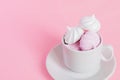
[64, 26, 84, 44]
[80, 14, 101, 32]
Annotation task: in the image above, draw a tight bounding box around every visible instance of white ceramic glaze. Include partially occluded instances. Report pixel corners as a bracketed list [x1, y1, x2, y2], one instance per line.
[62, 37, 113, 78]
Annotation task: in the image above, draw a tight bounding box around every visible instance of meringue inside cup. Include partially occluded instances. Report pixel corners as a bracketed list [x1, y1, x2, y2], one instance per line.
[63, 32, 102, 51]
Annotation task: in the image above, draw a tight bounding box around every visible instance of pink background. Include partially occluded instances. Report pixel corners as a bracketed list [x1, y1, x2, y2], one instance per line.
[0, 0, 120, 80]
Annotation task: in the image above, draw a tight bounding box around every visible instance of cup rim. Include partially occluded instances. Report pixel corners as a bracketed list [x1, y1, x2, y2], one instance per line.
[62, 33, 102, 53]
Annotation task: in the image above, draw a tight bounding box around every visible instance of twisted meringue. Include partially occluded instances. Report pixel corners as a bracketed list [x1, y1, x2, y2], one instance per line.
[64, 26, 84, 44]
[80, 14, 101, 32]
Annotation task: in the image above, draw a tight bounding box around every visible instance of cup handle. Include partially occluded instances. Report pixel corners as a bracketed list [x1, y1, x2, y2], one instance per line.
[101, 45, 114, 62]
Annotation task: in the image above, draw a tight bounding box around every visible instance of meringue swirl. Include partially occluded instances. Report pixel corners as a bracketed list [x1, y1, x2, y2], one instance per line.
[80, 15, 100, 32]
[64, 26, 84, 44]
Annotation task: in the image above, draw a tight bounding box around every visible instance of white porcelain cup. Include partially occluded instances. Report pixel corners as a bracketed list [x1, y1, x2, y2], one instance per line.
[62, 36, 113, 78]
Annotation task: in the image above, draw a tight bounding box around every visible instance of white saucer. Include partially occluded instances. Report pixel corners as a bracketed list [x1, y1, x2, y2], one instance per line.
[46, 44, 116, 80]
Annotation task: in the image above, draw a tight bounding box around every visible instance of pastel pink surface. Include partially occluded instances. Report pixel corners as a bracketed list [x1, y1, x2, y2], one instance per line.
[0, 0, 120, 80]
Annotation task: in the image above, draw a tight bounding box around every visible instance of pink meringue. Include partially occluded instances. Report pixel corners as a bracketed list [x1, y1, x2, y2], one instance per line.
[79, 31, 100, 51]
